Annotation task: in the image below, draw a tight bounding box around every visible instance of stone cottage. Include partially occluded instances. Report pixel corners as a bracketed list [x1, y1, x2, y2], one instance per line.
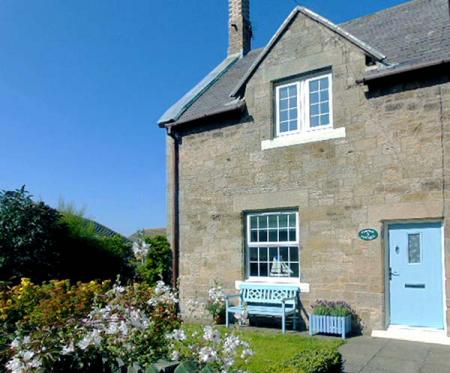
[158, 0, 450, 341]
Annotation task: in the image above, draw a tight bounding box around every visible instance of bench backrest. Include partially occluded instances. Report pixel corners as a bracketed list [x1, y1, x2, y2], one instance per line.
[239, 284, 298, 306]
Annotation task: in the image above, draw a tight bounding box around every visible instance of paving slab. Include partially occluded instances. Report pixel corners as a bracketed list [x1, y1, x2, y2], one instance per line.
[340, 336, 450, 373]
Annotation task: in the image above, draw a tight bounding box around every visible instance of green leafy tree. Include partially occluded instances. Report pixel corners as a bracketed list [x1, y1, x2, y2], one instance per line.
[136, 235, 172, 286]
[58, 202, 134, 282]
[0, 186, 63, 283]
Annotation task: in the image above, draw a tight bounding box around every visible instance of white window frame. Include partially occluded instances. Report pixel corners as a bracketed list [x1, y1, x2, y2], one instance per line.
[246, 211, 300, 283]
[275, 73, 333, 137]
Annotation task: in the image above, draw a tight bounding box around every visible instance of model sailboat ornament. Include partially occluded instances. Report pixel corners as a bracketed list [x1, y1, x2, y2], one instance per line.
[270, 256, 293, 277]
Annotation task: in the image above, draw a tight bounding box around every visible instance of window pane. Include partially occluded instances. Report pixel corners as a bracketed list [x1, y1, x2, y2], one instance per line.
[280, 99, 288, 110]
[310, 80, 319, 91]
[250, 230, 258, 242]
[321, 114, 330, 125]
[321, 90, 329, 101]
[250, 263, 258, 276]
[279, 229, 288, 242]
[408, 233, 421, 264]
[289, 229, 296, 241]
[310, 92, 319, 103]
[289, 246, 299, 261]
[289, 109, 298, 120]
[310, 116, 320, 127]
[249, 247, 258, 261]
[280, 247, 289, 261]
[269, 247, 278, 261]
[268, 215, 278, 228]
[279, 214, 288, 227]
[290, 263, 299, 278]
[260, 263, 269, 277]
[269, 229, 278, 242]
[280, 111, 289, 122]
[320, 102, 329, 114]
[289, 213, 296, 227]
[288, 85, 297, 96]
[259, 247, 268, 261]
[250, 216, 257, 229]
[320, 77, 329, 89]
[289, 97, 297, 107]
[279, 87, 289, 99]
[280, 122, 289, 133]
[310, 104, 319, 116]
[259, 216, 267, 229]
[289, 120, 298, 131]
[259, 230, 268, 242]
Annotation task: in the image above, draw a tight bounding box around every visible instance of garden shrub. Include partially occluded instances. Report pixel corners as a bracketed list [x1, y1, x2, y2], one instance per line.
[0, 187, 63, 283]
[270, 344, 343, 373]
[135, 235, 172, 286]
[0, 187, 133, 284]
[2, 280, 180, 372]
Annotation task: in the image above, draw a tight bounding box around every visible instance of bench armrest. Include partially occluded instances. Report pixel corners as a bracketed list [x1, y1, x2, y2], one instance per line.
[225, 294, 240, 300]
[281, 296, 298, 303]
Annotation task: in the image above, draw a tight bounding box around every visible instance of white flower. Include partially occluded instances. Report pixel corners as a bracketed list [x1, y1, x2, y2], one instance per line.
[170, 350, 180, 361]
[168, 329, 186, 341]
[6, 357, 24, 373]
[203, 326, 221, 343]
[199, 346, 218, 363]
[10, 338, 20, 349]
[61, 342, 75, 355]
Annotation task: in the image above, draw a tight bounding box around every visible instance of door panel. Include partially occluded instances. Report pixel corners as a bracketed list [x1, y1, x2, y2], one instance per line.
[389, 222, 444, 328]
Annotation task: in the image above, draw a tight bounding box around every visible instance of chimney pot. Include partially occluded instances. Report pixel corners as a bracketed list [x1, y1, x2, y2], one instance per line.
[228, 0, 252, 56]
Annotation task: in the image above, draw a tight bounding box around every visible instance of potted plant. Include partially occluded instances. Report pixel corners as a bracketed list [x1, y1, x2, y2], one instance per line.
[206, 282, 226, 324]
[309, 300, 353, 339]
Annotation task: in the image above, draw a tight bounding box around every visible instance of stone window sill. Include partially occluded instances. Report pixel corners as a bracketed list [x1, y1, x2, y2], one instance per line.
[261, 127, 346, 150]
[235, 280, 310, 293]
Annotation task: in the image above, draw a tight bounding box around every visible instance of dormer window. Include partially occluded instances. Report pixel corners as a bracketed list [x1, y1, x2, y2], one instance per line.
[275, 72, 332, 137]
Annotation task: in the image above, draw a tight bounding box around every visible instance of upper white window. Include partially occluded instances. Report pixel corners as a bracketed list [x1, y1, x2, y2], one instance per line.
[275, 73, 332, 136]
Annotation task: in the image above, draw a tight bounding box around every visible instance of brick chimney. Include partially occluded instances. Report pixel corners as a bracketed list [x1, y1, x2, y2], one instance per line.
[228, 0, 252, 56]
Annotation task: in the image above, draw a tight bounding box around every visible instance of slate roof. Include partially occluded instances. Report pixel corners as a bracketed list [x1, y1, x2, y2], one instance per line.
[342, 0, 450, 76]
[159, 0, 450, 127]
[83, 218, 129, 241]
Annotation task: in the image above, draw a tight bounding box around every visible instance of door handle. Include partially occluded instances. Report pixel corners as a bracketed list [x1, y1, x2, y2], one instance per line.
[389, 268, 399, 280]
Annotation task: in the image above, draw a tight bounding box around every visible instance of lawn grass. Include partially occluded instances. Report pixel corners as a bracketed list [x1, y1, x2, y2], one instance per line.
[234, 328, 343, 372]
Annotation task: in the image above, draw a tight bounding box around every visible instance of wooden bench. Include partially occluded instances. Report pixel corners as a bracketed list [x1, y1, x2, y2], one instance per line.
[225, 283, 299, 333]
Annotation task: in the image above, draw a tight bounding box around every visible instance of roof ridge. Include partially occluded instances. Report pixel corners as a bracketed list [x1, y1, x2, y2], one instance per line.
[230, 5, 386, 97]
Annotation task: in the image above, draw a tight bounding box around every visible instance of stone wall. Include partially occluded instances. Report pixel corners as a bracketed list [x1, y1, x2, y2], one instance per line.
[168, 13, 450, 332]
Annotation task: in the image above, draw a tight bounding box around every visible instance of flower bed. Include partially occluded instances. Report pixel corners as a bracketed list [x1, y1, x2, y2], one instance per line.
[309, 301, 353, 339]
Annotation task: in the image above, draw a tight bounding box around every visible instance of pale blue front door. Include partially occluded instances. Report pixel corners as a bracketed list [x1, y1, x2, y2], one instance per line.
[389, 222, 444, 328]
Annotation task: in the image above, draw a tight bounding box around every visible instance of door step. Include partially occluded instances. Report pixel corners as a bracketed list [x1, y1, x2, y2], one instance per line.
[372, 325, 450, 345]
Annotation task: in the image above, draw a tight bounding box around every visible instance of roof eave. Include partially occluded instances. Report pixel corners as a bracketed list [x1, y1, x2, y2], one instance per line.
[230, 6, 386, 98]
[164, 100, 246, 129]
[358, 58, 450, 83]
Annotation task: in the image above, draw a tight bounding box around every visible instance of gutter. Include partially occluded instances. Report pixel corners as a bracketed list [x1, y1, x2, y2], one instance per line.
[165, 100, 246, 129]
[357, 58, 450, 83]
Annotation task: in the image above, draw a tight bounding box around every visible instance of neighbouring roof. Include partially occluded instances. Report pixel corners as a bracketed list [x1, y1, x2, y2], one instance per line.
[159, 0, 450, 127]
[129, 228, 167, 242]
[83, 218, 129, 241]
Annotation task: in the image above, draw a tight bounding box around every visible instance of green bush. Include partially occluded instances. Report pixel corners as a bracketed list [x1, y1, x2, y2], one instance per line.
[0, 187, 133, 284]
[0, 187, 63, 283]
[136, 235, 172, 286]
[271, 345, 343, 373]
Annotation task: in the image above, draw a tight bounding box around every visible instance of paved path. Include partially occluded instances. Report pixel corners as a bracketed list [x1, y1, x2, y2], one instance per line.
[340, 336, 450, 373]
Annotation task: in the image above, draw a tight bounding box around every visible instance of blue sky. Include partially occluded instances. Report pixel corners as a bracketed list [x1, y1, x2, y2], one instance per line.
[0, 0, 406, 236]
